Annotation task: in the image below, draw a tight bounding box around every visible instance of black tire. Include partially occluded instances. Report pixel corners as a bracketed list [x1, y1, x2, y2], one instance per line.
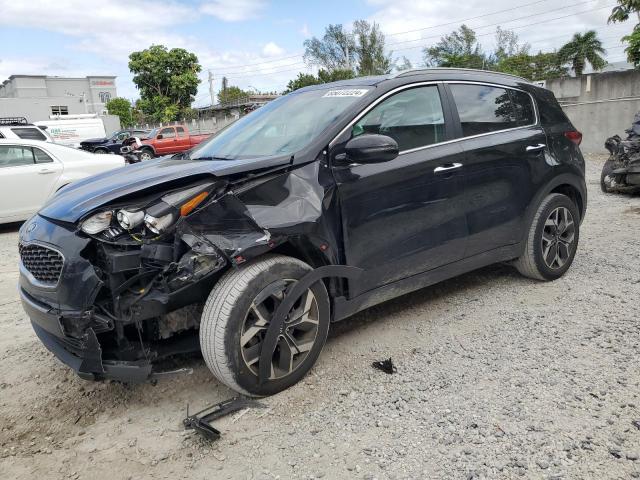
[139, 148, 154, 161]
[200, 255, 330, 397]
[93, 148, 108, 154]
[513, 193, 580, 281]
[600, 157, 616, 193]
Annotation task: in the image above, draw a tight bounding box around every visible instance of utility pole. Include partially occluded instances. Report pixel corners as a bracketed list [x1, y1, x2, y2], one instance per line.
[208, 70, 215, 106]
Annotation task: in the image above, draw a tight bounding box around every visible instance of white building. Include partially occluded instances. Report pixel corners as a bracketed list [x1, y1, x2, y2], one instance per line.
[0, 75, 118, 122]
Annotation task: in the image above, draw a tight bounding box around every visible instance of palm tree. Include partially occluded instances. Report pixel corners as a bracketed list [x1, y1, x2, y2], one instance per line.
[558, 31, 607, 76]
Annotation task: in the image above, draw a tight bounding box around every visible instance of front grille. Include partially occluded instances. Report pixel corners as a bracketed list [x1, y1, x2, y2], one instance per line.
[19, 243, 63, 285]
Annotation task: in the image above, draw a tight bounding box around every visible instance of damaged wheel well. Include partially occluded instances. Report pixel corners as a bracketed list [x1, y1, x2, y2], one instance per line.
[550, 184, 584, 220]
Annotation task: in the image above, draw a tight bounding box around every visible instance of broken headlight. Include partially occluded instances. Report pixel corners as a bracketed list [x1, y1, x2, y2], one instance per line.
[81, 211, 113, 234]
[124, 183, 212, 235]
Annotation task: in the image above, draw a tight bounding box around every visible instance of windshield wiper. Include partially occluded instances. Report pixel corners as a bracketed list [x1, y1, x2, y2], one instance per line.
[192, 155, 235, 161]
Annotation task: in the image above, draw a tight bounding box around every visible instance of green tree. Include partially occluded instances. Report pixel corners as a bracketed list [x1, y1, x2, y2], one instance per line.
[353, 20, 393, 75]
[557, 31, 606, 76]
[623, 26, 640, 67]
[496, 52, 568, 80]
[303, 21, 392, 75]
[218, 85, 249, 105]
[283, 69, 354, 94]
[105, 97, 134, 127]
[423, 25, 490, 69]
[608, 1, 640, 68]
[608, 0, 640, 23]
[395, 56, 413, 71]
[494, 27, 530, 62]
[128, 44, 201, 122]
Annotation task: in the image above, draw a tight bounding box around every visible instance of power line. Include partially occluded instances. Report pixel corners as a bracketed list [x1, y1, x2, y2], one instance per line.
[202, 0, 586, 73]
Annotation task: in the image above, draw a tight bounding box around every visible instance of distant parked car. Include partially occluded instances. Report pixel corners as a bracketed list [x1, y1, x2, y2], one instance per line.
[80, 129, 151, 154]
[0, 139, 125, 224]
[0, 117, 53, 142]
[139, 125, 210, 159]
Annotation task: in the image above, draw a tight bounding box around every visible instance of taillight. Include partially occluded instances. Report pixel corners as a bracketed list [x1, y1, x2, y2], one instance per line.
[564, 130, 582, 146]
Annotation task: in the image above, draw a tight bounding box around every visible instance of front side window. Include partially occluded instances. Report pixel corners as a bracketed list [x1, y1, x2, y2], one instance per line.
[450, 84, 534, 137]
[176, 127, 186, 137]
[0, 146, 35, 168]
[11, 127, 46, 141]
[159, 127, 176, 139]
[351, 86, 445, 151]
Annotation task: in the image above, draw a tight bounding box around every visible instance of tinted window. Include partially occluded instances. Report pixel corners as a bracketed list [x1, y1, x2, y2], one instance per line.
[159, 127, 176, 139]
[11, 127, 47, 141]
[0, 146, 35, 168]
[510, 89, 535, 126]
[176, 127, 186, 136]
[352, 86, 445, 151]
[451, 84, 525, 137]
[33, 148, 54, 163]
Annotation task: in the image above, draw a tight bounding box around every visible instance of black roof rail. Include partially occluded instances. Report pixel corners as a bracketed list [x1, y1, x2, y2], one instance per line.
[0, 117, 32, 126]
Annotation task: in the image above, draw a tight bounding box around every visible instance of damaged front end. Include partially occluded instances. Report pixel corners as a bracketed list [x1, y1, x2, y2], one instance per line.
[19, 159, 337, 382]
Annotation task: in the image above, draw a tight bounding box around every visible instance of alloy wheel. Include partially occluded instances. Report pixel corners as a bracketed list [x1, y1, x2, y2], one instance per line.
[240, 279, 319, 380]
[140, 152, 152, 161]
[541, 206, 576, 269]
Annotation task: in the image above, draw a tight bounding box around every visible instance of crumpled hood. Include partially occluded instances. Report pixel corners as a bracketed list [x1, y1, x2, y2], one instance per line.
[39, 155, 292, 223]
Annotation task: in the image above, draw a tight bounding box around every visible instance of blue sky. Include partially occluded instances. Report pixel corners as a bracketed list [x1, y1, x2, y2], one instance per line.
[0, 0, 633, 105]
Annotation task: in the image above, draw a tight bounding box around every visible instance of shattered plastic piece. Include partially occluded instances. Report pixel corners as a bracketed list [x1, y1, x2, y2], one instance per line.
[372, 357, 397, 374]
[183, 397, 265, 441]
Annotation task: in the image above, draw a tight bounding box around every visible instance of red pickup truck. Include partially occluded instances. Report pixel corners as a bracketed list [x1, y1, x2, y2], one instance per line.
[140, 125, 210, 158]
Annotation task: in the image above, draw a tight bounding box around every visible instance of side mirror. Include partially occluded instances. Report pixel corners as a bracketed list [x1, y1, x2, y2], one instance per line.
[156, 134, 164, 140]
[343, 134, 399, 164]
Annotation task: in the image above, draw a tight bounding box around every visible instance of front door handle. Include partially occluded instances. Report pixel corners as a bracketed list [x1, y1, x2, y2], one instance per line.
[434, 163, 462, 173]
[525, 143, 546, 152]
[38, 168, 55, 174]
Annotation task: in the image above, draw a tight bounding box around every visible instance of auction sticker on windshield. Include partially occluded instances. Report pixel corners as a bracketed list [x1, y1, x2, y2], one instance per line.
[322, 89, 369, 98]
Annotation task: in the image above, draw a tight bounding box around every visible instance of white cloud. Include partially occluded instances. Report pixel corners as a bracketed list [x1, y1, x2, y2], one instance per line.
[299, 23, 311, 38]
[0, 0, 194, 60]
[262, 41, 285, 57]
[200, 0, 267, 22]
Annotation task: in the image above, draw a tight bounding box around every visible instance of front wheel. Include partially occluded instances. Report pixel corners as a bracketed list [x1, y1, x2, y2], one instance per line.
[200, 255, 330, 397]
[513, 193, 580, 281]
[600, 158, 616, 193]
[139, 149, 154, 161]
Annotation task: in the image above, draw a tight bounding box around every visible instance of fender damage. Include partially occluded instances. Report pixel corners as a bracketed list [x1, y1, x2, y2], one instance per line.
[19, 158, 345, 382]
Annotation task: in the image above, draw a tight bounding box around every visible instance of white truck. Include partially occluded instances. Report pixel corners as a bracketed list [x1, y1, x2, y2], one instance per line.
[34, 114, 107, 148]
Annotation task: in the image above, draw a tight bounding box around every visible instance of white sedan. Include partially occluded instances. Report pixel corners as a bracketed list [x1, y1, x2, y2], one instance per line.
[0, 139, 125, 224]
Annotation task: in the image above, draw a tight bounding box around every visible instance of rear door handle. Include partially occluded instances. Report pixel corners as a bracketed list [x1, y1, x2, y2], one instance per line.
[525, 143, 546, 152]
[38, 168, 55, 174]
[434, 163, 462, 173]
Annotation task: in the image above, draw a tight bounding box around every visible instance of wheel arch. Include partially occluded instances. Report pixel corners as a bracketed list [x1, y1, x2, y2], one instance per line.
[549, 183, 585, 222]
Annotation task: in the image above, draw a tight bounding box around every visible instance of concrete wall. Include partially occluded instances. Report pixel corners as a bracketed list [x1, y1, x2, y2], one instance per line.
[545, 70, 640, 153]
[0, 96, 90, 121]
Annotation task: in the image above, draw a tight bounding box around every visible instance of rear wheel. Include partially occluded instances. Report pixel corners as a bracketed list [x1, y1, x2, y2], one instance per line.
[600, 157, 616, 193]
[199, 255, 330, 397]
[513, 193, 580, 281]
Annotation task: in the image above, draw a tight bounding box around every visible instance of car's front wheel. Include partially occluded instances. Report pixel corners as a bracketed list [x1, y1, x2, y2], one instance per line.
[513, 193, 580, 281]
[200, 255, 330, 397]
[139, 148, 154, 161]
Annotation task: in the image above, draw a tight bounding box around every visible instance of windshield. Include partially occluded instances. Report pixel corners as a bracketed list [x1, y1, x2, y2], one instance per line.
[145, 128, 159, 139]
[190, 87, 371, 160]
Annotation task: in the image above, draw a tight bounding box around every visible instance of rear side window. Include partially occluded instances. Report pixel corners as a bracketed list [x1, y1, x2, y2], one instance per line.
[0, 146, 35, 168]
[11, 127, 47, 141]
[450, 84, 534, 137]
[176, 127, 186, 137]
[352, 85, 445, 151]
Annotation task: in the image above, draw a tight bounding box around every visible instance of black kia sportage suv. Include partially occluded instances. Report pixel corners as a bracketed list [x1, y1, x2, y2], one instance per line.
[18, 68, 586, 396]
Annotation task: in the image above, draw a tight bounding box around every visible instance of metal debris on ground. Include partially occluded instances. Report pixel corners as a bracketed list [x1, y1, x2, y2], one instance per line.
[183, 397, 265, 441]
[372, 357, 397, 374]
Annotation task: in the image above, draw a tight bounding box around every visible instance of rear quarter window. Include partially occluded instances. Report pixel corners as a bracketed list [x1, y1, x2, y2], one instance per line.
[11, 127, 47, 141]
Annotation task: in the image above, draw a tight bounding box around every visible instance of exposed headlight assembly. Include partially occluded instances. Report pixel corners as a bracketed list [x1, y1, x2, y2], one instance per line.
[116, 208, 145, 230]
[81, 211, 113, 234]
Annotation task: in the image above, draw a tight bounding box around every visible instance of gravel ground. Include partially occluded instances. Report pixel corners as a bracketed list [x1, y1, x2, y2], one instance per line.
[1, 154, 639, 480]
